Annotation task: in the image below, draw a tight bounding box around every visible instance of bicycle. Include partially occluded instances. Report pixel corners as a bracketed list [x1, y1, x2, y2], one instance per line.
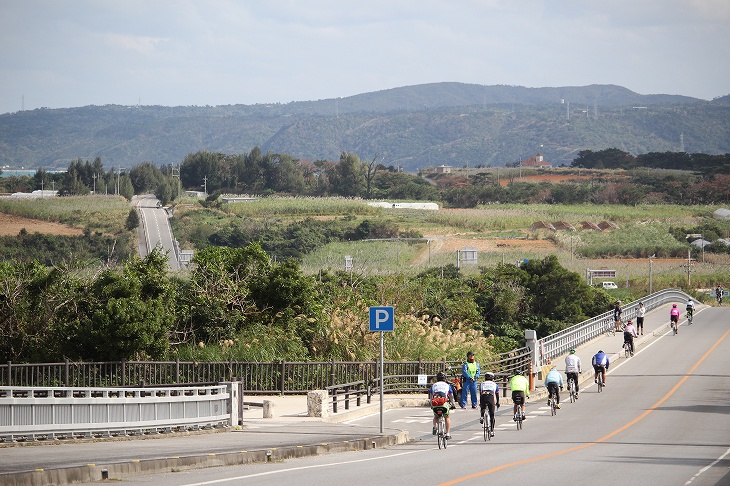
[686, 310, 693, 325]
[623, 340, 634, 358]
[434, 407, 448, 449]
[548, 390, 558, 416]
[513, 395, 525, 430]
[567, 376, 577, 403]
[597, 369, 604, 393]
[482, 409, 491, 441]
[671, 318, 678, 335]
[606, 319, 616, 337]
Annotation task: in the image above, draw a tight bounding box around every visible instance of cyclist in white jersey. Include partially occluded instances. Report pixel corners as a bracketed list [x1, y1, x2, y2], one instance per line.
[429, 372, 455, 439]
[564, 349, 582, 399]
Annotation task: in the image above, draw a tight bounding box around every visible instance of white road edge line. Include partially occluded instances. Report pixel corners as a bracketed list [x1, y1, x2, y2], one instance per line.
[684, 445, 730, 485]
[180, 448, 432, 485]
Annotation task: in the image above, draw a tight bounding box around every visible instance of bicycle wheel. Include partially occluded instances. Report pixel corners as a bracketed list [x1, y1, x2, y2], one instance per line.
[597, 375, 603, 393]
[568, 381, 575, 403]
[437, 416, 445, 449]
[483, 412, 491, 441]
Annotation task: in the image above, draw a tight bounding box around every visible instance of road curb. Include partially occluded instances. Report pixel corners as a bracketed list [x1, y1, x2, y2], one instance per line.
[2, 431, 410, 486]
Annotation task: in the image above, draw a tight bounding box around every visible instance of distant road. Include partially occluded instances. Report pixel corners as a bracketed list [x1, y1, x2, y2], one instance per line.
[136, 195, 179, 271]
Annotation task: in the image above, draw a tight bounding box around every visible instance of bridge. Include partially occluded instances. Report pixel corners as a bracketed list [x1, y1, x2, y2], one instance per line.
[1, 298, 728, 485]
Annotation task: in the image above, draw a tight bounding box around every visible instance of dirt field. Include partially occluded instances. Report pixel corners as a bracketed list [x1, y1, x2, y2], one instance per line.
[0, 212, 83, 236]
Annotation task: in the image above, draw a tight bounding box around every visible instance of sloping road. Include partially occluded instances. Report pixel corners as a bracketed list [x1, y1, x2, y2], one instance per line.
[135, 195, 179, 271]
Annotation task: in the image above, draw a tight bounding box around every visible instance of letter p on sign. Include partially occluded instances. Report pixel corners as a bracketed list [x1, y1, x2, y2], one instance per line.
[369, 306, 394, 332]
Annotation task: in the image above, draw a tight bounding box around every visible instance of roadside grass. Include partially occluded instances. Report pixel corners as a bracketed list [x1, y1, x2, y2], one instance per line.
[0, 195, 130, 234]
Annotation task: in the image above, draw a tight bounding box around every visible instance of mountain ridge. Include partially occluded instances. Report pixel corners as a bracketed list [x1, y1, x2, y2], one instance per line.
[1, 83, 727, 172]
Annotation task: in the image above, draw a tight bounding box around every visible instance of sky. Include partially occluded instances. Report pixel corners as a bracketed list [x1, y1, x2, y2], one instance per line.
[1, 0, 729, 115]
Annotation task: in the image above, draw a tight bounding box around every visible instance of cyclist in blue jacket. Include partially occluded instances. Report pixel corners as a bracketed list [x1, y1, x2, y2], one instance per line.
[544, 366, 563, 409]
[592, 350, 609, 386]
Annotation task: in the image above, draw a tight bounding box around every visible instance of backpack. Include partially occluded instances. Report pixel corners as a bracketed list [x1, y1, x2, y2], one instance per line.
[431, 392, 447, 407]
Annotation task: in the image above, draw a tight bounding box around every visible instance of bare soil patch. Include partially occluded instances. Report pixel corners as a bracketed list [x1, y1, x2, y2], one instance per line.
[0, 212, 83, 236]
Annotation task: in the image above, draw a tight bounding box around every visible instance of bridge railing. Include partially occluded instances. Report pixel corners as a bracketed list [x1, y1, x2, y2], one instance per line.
[0, 384, 230, 442]
[536, 288, 689, 367]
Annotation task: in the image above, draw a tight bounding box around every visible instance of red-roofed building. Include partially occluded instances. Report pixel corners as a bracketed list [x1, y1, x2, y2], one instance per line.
[520, 153, 552, 168]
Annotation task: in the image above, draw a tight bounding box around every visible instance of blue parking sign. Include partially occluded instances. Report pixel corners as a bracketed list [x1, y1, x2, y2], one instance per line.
[369, 306, 394, 332]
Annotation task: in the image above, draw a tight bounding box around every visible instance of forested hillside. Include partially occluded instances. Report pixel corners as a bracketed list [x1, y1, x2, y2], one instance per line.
[1, 83, 728, 172]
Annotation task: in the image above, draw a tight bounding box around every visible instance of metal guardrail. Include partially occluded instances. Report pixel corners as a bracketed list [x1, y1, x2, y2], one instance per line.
[536, 288, 689, 366]
[0, 384, 230, 442]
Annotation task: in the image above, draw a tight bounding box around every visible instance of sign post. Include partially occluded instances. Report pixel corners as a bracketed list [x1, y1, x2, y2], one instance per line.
[369, 306, 394, 433]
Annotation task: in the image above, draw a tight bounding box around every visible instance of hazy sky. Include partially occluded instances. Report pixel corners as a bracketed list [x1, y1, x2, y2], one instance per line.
[1, 0, 728, 115]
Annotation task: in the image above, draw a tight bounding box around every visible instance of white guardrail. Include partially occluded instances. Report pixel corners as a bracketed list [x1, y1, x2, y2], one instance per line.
[536, 288, 690, 367]
[0, 383, 234, 442]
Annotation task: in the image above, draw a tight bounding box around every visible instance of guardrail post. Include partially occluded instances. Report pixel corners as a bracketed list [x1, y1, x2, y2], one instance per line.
[330, 359, 336, 387]
[175, 358, 180, 384]
[121, 359, 126, 387]
[64, 359, 70, 387]
[6, 361, 10, 387]
[280, 361, 286, 395]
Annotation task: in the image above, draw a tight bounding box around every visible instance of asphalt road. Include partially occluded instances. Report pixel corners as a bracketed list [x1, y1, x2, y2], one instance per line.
[137, 195, 179, 270]
[99, 308, 730, 486]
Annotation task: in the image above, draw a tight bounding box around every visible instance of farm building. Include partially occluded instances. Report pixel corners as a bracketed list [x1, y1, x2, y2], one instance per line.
[531, 221, 556, 231]
[519, 153, 552, 169]
[598, 221, 620, 230]
[579, 221, 602, 231]
[553, 221, 576, 231]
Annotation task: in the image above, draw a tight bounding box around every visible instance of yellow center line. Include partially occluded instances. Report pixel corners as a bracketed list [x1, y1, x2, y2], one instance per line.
[439, 327, 730, 486]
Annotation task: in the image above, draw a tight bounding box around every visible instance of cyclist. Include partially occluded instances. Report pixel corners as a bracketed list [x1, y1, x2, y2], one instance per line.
[509, 372, 530, 421]
[592, 350, 609, 386]
[670, 303, 681, 334]
[623, 319, 638, 354]
[544, 365, 563, 409]
[564, 349, 582, 399]
[716, 285, 723, 305]
[613, 300, 623, 331]
[478, 372, 500, 437]
[686, 298, 695, 321]
[429, 371, 455, 439]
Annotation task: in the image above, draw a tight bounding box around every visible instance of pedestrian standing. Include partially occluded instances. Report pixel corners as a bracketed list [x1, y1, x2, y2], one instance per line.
[460, 351, 480, 409]
[636, 301, 645, 335]
[613, 300, 623, 331]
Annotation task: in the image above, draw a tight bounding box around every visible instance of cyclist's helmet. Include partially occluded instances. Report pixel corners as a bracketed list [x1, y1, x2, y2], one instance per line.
[569, 349, 576, 354]
[484, 372, 494, 380]
[598, 350, 604, 353]
[436, 371, 446, 381]
[627, 319, 633, 324]
[673, 303, 677, 307]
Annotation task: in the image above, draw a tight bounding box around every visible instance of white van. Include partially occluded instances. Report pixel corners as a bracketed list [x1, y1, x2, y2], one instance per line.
[602, 281, 618, 289]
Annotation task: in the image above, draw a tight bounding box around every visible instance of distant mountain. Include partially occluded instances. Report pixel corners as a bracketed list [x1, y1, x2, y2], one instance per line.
[1, 83, 727, 172]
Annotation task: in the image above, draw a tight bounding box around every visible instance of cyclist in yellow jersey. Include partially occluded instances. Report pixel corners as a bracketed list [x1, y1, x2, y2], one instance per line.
[509, 372, 530, 420]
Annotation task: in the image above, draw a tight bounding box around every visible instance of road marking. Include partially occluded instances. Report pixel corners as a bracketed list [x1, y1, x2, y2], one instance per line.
[438, 326, 730, 485]
[685, 445, 730, 484]
[179, 448, 431, 485]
